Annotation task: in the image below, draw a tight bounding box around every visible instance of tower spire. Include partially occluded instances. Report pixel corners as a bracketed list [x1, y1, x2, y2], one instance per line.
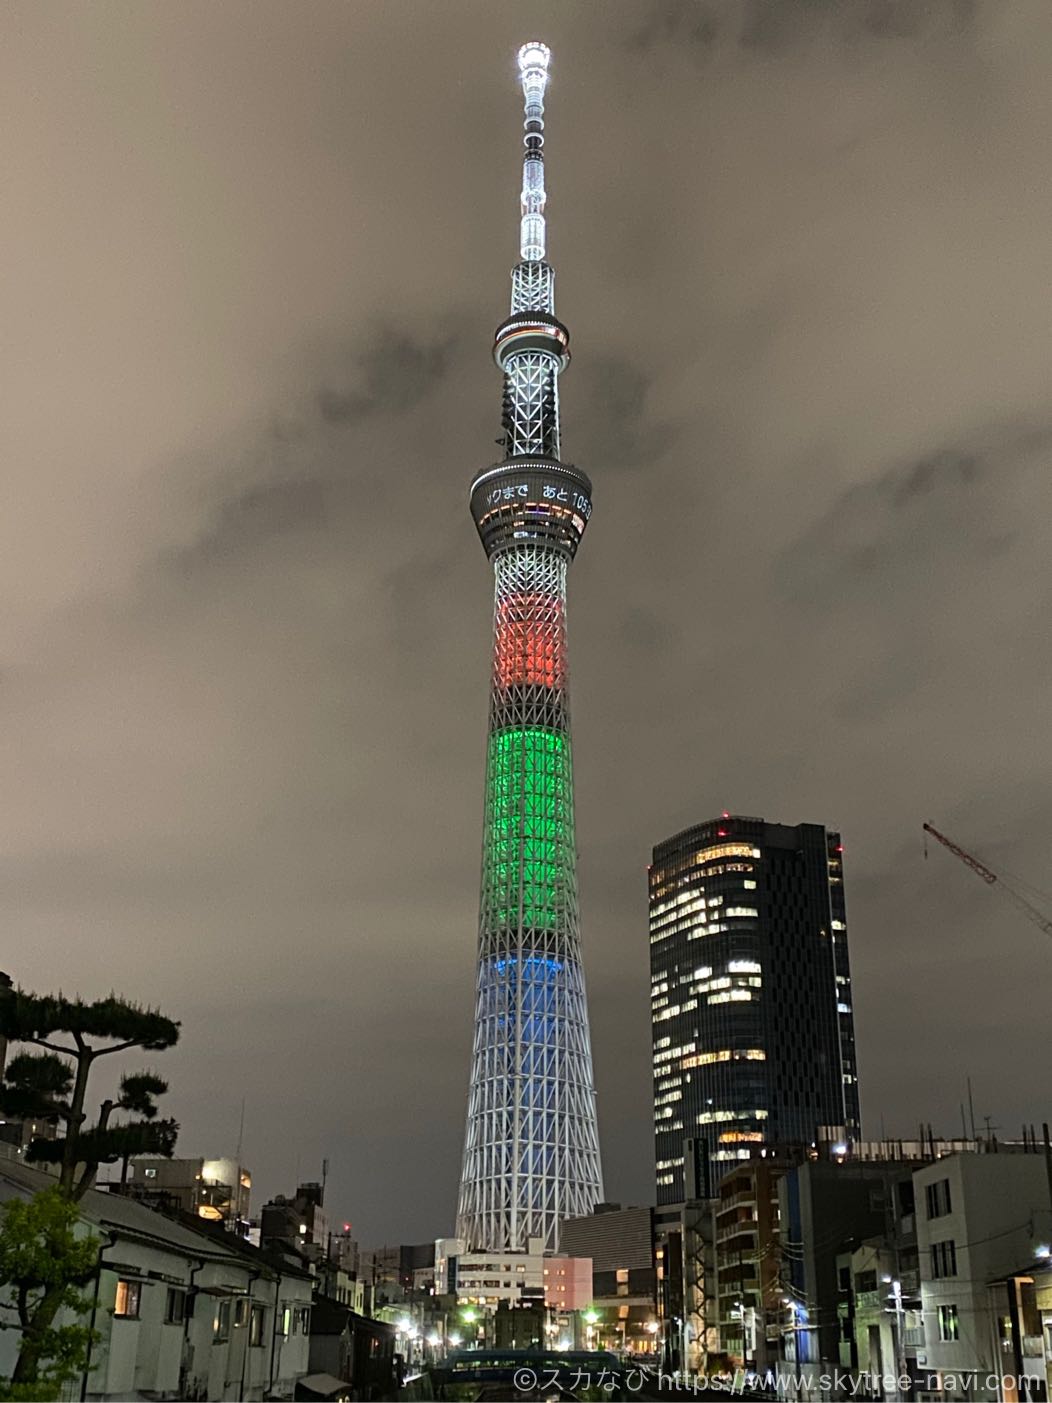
[457, 44, 603, 1256]
[517, 41, 550, 263]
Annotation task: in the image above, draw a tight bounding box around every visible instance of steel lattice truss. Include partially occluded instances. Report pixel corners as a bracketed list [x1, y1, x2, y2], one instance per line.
[457, 41, 603, 1256]
[503, 353, 560, 459]
[511, 261, 554, 315]
[456, 548, 602, 1252]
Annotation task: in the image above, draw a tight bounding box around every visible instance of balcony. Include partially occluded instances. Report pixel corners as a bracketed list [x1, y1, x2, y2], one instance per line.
[717, 1219, 757, 1243]
[718, 1190, 758, 1214]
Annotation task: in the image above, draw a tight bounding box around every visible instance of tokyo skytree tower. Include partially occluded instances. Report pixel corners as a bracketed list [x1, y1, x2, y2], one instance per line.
[456, 42, 604, 1254]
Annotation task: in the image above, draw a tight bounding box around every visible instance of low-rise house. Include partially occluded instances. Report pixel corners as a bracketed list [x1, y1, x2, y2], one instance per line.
[0, 1156, 313, 1401]
[305, 1295, 396, 1400]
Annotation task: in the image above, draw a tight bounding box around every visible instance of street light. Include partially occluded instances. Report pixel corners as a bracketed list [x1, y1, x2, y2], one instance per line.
[883, 1278, 906, 1398]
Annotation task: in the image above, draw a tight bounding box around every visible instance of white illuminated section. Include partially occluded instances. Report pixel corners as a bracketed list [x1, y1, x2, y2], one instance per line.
[517, 41, 550, 261]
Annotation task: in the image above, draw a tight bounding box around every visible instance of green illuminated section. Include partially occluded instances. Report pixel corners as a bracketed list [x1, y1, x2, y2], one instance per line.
[482, 726, 576, 932]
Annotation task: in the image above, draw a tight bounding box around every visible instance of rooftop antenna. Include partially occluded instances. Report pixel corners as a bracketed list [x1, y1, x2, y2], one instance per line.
[236, 1096, 246, 1163]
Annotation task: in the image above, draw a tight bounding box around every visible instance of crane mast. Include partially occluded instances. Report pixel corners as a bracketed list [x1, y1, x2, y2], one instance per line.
[923, 821, 1052, 940]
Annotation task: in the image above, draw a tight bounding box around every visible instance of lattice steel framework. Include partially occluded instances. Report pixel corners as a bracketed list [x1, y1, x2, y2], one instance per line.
[457, 43, 603, 1254]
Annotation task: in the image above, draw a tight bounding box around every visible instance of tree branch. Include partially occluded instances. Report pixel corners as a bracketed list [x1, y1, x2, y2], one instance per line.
[95, 1039, 151, 1057]
[24, 1037, 78, 1057]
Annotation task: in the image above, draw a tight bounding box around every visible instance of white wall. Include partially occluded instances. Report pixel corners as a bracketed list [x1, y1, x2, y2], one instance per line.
[915, 1154, 1052, 1400]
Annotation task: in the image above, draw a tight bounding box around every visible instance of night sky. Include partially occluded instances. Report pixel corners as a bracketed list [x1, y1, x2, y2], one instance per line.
[5, 0, 1051, 1245]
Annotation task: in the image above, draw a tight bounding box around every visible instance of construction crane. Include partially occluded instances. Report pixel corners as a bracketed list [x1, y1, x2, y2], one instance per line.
[923, 822, 1052, 941]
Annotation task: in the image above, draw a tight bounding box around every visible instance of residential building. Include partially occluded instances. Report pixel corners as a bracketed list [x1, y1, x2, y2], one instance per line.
[306, 1296, 395, 1401]
[261, 1181, 328, 1262]
[329, 1229, 360, 1278]
[713, 1155, 790, 1369]
[650, 816, 860, 1202]
[914, 1153, 1052, 1400]
[121, 1155, 252, 1231]
[653, 1139, 718, 1371]
[0, 1155, 312, 1402]
[780, 1156, 922, 1371]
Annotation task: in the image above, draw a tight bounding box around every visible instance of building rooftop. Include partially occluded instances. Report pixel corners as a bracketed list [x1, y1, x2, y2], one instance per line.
[0, 1157, 310, 1277]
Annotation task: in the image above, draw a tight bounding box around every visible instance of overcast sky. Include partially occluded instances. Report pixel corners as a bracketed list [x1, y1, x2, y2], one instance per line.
[4, 0, 1051, 1245]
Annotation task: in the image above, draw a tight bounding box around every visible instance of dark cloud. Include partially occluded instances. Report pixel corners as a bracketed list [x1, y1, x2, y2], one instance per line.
[779, 429, 1036, 605]
[182, 478, 331, 567]
[628, 4, 722, 54]
[316, 325, 462, 424]
[629, 0, 975, 56]
[3, 0, 1051, 1248]
[571, 354, 674, 473]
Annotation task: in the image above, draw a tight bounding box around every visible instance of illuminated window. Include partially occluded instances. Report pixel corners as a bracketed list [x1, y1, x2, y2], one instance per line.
[114, 1280, 141, 1319]
[937, 1304, 959, 1342]
[249, 1304, 266, 1347]
[691, 843, 760, 865]
[214, 1299, 232, 1343]
[681, 1048, 765, 1068]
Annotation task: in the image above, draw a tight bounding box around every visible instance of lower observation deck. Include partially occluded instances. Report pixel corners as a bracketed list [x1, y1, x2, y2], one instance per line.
[470, 457, 593, 559]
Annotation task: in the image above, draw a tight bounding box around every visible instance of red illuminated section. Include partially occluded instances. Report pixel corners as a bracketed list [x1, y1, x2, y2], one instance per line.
[493, 591, 566, 690]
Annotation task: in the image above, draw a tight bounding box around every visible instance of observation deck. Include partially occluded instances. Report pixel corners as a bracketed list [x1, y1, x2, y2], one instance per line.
[469, 457, 593, 559]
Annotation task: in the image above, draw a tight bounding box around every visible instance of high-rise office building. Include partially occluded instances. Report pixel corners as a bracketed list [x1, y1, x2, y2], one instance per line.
[649, 815, 860, 1203]
[454, 43, 603, 1254]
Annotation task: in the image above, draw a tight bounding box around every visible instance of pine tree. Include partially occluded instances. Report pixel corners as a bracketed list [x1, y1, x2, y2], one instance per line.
[0, 986, 180, 1389]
